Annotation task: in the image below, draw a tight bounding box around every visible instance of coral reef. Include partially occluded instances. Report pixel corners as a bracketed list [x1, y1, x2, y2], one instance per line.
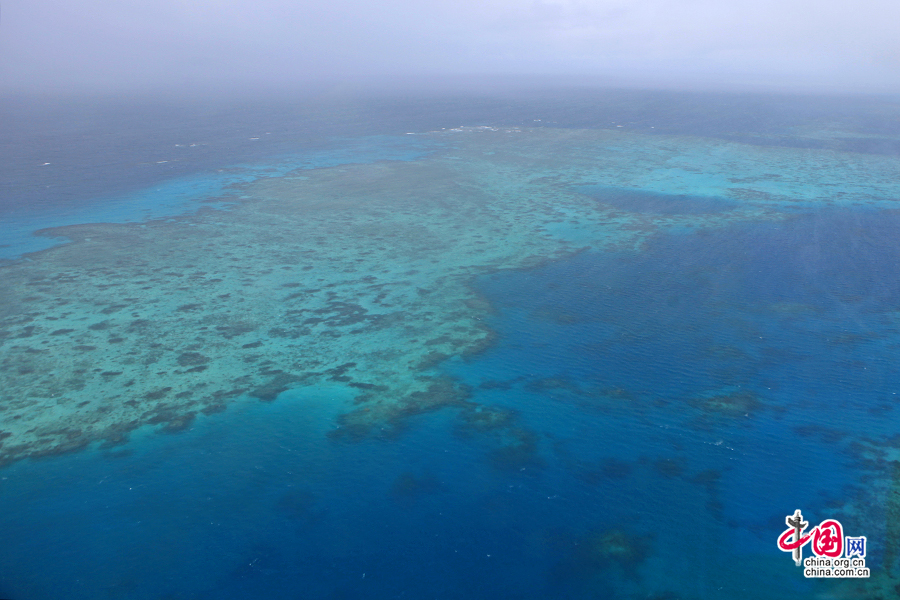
[550, 526, 654, 596]
[3, 124, 873, 465]
[488, 428, 544, 471]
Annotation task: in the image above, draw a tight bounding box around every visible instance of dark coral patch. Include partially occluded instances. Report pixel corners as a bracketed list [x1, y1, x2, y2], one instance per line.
[145, 406, 196, 432]
[416, 351, 450, 370]
[143, 387, 173, 400]
[392, 381, 468, 421]
[310, 301, 370, 327]
[16, 326, 36, 338]
[457, 404, 515, 434]
[324, 362, 357, 382]
[579, 528, 652, 580]
[127, 319, 151, 331]
[201, 403, 227, 416]
[488, 428, 543, 471]
[688, 390, 762, 418]
[176, 303, 203, 312]
[176, 352, 210, 366]
[100, 304, 128, 315]
[98, 421, 140, 448]
[161, 412, 196, 432]
[215, 322, 257, 338]
[330, 380, 469, 441]
[549, 526, 654, 594]
[649, 457, 686, 478]
[249, 373, 304, 401]
[460, 328, 498, 361]
[689, 469, 724, 518]
[348, 382, 388, 391]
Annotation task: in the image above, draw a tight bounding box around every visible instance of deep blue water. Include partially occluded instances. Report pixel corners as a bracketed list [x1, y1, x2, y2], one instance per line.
[0, 95, 441, 258]
[2, 91, 900, 599]
[5, 205, 897, 599]
[458, 206, 900, 539]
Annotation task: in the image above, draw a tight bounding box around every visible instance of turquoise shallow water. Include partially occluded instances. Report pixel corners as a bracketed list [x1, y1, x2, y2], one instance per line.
[2, 91, 900, 599]
[0, 134, 436, 259]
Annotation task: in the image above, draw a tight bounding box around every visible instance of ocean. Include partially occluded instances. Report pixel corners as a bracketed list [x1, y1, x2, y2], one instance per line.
[1, 89, 900, 599]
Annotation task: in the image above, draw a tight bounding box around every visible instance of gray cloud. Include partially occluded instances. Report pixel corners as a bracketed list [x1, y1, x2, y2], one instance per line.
[1, 0, 898, 94]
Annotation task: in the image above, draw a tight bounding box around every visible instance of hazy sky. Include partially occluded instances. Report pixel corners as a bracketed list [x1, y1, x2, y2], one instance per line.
[2, 0, 899, 94]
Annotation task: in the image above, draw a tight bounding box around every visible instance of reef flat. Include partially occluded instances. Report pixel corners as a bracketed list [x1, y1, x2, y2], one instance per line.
[2, 125, 899, 466]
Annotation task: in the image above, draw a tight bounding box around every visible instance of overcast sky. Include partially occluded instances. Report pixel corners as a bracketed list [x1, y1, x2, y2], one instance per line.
[2, 0, 899, 95]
